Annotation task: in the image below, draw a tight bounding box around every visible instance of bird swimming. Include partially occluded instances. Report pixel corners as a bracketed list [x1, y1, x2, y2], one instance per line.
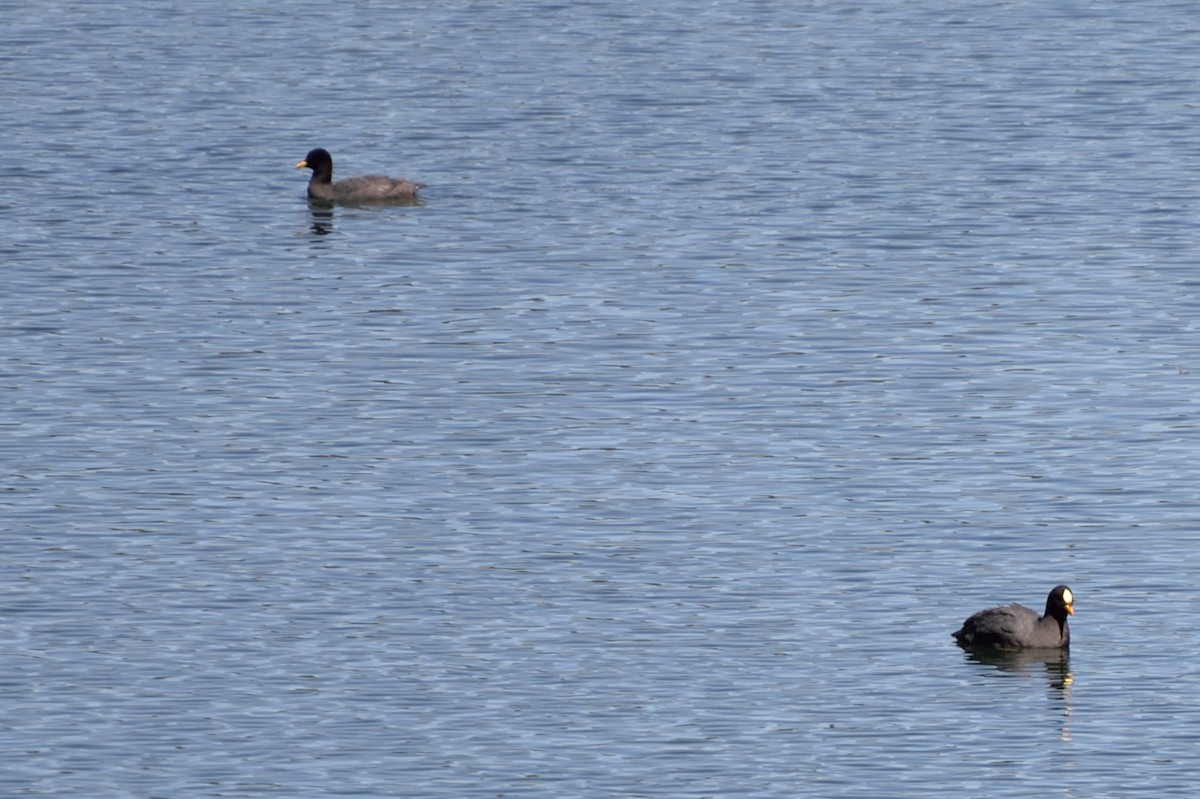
[952, 585, 1075, 650]
[295, 148, 423, 202]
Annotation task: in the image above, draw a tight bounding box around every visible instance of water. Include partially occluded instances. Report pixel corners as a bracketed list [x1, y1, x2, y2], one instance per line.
[4, 1, 1200, 796]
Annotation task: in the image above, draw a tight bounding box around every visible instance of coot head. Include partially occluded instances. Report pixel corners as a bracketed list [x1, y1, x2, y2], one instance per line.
[295, 148, 334, 181]
[1046, 584, 1075, 620]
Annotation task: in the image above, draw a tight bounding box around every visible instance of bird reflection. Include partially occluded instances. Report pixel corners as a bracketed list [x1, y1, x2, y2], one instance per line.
[304, 195, 423, 236]
[307, 201, 335, 235]
[960, 647, 1073, 691]
[960, 647, 1074, 743]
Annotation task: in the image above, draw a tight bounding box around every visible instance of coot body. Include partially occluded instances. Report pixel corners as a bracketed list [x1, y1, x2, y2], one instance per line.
[952, 585, 1074, 650]
[295, 148, 422, 202]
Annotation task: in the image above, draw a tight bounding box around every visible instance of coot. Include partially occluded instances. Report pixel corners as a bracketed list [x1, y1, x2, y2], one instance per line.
[295, 148, 423, 202]
[952, 585, 1074, 650]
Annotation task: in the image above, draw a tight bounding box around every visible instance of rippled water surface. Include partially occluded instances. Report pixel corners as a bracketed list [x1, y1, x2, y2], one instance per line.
[5, 1, 1200, 797]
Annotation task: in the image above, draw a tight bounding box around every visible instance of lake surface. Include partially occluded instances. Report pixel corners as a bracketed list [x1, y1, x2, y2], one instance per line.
[5, 1, 1200, 796]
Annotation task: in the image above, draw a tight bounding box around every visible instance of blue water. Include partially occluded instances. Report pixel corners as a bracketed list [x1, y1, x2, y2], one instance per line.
[5, 1, 1200, 796]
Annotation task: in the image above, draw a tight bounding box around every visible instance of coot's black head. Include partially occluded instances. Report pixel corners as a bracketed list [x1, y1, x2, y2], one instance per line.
[1046, 585, 1075, 621]
[295, 148, 333, 178]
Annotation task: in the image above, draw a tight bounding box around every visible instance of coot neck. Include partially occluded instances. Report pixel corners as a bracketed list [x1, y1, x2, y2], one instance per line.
[310, 163, 333, 184]
[1042, 599, 1070, 640]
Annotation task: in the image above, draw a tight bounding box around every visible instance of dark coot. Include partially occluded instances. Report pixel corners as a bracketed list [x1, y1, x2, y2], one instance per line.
[295, 148, 423, 202]
[952, 585, 1074, 650]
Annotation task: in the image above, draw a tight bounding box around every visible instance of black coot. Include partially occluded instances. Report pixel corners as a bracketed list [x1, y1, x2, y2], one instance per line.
[952, 585, 1074, 649]
[295, 148, 423, 202]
